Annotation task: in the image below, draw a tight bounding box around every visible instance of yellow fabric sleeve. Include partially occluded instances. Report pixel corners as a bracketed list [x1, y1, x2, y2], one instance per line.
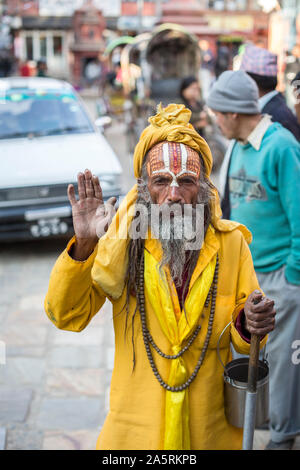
[230, 235, 268, 355]
[44, 236, 107, 332]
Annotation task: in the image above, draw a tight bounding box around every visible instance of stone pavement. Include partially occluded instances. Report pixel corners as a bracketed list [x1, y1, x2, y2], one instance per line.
[0, 238, 114, 450]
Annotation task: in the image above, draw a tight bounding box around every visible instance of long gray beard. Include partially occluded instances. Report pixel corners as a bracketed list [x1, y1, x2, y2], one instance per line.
[151, 208, 198, 285]
[160, 230, 193, 286]
[136, 178, 211, 286]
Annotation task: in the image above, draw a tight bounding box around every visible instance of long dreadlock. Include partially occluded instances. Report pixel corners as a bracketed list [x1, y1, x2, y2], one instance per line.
[121, 152, 215, 370]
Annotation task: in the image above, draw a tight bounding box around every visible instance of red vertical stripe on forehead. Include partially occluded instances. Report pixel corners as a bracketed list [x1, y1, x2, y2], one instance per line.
[169, 142, 182, 173]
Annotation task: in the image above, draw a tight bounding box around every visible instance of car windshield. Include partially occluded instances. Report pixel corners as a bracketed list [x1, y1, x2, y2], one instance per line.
[0, 88, 94, 139]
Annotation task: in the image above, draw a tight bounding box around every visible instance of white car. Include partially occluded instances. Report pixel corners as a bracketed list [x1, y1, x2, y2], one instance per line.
[0, 77, 123, 241]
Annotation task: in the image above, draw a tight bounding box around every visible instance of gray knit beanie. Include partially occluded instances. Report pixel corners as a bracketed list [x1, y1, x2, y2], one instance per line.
[206, 70, 260, 114]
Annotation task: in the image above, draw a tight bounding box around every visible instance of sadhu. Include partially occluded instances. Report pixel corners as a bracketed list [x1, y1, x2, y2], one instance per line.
[45, 103, 275, 450]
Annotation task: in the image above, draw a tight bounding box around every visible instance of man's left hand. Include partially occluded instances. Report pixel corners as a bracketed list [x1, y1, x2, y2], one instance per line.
[244, 290, 276, 336]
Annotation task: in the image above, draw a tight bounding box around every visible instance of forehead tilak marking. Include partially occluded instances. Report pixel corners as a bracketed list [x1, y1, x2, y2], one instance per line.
[149, 142, 199, 187]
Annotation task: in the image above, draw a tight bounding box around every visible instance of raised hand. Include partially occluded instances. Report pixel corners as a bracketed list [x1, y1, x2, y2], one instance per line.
[67, 169, 117, 260]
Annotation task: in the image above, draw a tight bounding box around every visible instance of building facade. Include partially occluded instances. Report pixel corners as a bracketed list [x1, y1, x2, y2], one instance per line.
[159, 0, 270, 53]
[1, 0, 273, 81]
[2, 0, 117, 81]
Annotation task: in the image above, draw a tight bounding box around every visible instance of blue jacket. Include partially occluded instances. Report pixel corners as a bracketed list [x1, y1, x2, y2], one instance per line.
[262, 92, 300, 141]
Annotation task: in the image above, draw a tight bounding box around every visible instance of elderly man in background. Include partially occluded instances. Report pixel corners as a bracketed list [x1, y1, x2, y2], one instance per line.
[44, 104, 275, 450]
[207, 71, 300, 450]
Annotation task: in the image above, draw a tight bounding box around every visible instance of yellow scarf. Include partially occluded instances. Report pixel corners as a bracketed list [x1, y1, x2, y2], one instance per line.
[144, 243, 217, 450]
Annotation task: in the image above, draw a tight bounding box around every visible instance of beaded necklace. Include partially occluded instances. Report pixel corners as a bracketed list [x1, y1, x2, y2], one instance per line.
[137, 251, 219, 392]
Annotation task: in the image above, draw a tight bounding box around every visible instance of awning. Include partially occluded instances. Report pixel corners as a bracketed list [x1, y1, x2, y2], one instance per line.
[104, 36, 135, 56]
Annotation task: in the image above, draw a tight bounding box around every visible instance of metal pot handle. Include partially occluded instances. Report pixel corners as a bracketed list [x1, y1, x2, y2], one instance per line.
[216, 320, 269, 373]
[216, 321, 232, 372]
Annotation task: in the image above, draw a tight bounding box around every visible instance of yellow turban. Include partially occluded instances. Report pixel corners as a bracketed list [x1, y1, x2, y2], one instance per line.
[133, 103, 213, 178]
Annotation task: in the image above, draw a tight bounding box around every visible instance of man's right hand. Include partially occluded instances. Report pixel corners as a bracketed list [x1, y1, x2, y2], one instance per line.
[67, 169, 117, 260]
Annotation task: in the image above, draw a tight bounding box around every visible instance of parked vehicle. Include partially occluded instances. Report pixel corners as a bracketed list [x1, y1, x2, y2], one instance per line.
[0, 77, 123, 242]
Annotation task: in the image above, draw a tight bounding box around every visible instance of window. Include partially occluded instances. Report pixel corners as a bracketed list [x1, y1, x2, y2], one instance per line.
[208, 0, 225, 9]
[208, 0, 247, 9]
[53, 36, 62, 56]
[25, 36, 33, 60]
[234, 0, 247, 9]
[40, 35, 47, 58]
[0, 91, 93, 139]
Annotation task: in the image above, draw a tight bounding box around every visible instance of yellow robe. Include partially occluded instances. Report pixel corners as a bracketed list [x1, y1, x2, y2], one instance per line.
[44, 224, 267, 450]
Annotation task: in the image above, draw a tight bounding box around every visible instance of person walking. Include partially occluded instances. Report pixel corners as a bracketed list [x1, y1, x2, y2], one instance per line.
[240, 44, 300, 141]
[179, 76, 207, 138]
[36, 58, 48, 77]
[207, 70, 300, 450]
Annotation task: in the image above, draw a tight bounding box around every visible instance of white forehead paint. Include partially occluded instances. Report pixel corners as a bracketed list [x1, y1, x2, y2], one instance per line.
[180, 143, 188, 172]
[162, 142, 171, 171]
[152, 142, 197, 187]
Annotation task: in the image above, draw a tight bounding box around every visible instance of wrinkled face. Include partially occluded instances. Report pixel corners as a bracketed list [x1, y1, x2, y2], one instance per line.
[213, 111, 238, 140]
[146, 141, 201, 206]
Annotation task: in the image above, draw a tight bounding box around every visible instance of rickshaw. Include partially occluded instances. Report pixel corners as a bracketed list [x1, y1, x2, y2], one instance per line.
[97, 35, 135, 117]
[119, 32, 153, 152]
[144, 23, 201, 107]
[119, 23, 228, 171]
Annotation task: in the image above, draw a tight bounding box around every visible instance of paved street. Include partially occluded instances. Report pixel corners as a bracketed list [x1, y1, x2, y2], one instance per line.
[0, 92, 299, 450]
[0, 237, 115, 449]
[0, 92, 128, 450]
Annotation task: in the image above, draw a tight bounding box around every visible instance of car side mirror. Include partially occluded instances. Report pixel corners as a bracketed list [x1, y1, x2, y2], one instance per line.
[94, 116, 112, 132]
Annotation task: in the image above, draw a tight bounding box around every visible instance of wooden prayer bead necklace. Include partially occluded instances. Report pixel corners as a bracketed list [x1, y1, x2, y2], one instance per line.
[137, 252, 219, 392]
[145, 281, 214, 360]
